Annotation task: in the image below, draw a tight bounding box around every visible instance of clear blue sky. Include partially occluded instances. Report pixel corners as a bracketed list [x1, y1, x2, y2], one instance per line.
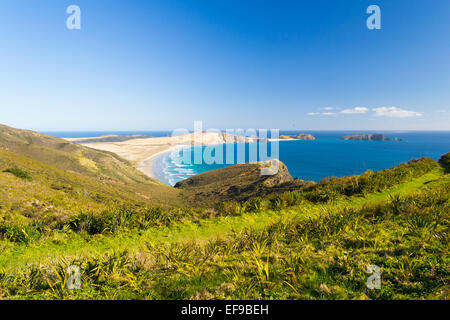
[0, 0, 449, 131]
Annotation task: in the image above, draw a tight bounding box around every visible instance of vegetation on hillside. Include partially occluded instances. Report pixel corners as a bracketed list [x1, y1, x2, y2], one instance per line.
[3, 167, 31, 180]
[0, 148, 181, 225]
[0, 124, 159, 185]
[439, 153, 450, 173]
[176, 157, 439, 208]
[0, 151, 448, 300]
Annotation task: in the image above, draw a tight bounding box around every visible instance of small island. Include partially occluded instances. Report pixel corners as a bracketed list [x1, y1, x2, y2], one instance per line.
[279, 133, 316, 140]
[341, 133, 404, 141]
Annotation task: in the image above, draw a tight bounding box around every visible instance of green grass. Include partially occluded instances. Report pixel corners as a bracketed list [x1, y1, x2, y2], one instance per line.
[0, 206, 290, 270]
[0, 166, 448, 299]
[0, 168, 445, 267]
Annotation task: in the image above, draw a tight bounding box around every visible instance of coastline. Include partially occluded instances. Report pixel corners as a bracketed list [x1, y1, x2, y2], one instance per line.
[136, 144, 186, 179]
[66, 132, 261, 183]
[62, 132, 450, 185]
[142, 139, 310, 182]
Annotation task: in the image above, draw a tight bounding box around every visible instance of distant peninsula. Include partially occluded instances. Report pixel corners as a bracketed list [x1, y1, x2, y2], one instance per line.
[278, 133, 316, 141]
[68, 134, 151, 143]
[341, 133, 404, 141]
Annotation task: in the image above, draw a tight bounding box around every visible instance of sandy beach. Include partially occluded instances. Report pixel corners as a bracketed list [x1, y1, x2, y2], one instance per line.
[66, 132, 263, 179]
[135, 145, 182, 178]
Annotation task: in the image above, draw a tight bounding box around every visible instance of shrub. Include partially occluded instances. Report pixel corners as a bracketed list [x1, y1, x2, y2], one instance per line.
[0, 224, 29, 243]
[243, 197, 266, 213]
[283, 191, 304, 207]
[102, 210, 134, 233]
[65, 212, 108, 235]
[438, 152, 450, 173]
[143, 207, 177, 226]
[3, 168, 31, 180]
[218, 201, 242, 216]
[268, 195, 286, 211]
[0, 221, 45, 243]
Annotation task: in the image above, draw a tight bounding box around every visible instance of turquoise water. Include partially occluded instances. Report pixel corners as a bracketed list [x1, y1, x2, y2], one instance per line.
[45, 131, 450, 186]
[152, 131, 450, 186]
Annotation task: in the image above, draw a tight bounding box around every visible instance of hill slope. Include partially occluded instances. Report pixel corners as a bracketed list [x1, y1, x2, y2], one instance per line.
[0, 148, 181, 223]
[0, 124, 160, 185]
[0, 125, 181, 214]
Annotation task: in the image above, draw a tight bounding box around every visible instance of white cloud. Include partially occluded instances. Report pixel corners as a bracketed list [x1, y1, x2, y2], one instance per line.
[372, 107, 422, 118]
[307, 111, 336, 116]
[322, 107, 334, 111]
[437, 109, 447, 113]
[340, 107, 369, 114]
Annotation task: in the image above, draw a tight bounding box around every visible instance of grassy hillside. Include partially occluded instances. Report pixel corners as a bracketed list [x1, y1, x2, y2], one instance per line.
[175, 156, 440, 208]
[0, 124, 157, 185]
[0, 125, 181, 212]
[0, 149, 181, 225]
[0, 154, 448, 300]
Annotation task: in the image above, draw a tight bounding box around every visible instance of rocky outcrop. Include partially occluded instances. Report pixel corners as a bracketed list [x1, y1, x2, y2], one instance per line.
[175, 159, 303, 206]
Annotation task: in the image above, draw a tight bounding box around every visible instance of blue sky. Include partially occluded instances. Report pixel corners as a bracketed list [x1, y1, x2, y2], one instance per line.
[0, 0, 449, 131]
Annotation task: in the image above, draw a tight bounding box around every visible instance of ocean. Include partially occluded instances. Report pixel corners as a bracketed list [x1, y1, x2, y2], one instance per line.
[45, 131, 450, 186]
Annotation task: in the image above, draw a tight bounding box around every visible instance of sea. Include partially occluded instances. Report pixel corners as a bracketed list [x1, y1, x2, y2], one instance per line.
[45, 131, 450, 186]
